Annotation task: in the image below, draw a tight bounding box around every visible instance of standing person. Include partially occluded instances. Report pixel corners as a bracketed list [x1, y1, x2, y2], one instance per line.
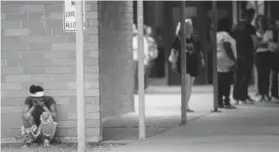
[154, 26, 165, 78]
[170, 19, 204, 112]
[269, 19, 279, 101]
[21, 85, 58, 147]
[216, 18, 237, 109]
[255, 15, 274, 102]
[133, 24, 150, 92]
[231, 8, 257, 104]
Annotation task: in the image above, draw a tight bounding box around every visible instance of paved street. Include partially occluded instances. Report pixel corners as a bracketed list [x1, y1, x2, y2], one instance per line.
[106, 86, 279, 152]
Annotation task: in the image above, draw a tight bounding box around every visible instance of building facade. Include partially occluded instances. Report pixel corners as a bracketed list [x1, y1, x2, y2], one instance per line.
[1, 1, 134, 142]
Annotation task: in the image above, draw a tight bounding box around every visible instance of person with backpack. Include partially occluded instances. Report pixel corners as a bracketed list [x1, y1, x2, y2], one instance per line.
[133, 24, 150, 92]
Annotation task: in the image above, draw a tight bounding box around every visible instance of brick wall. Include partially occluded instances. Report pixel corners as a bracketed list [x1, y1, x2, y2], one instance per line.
[99, 1, 134, 118]
[1, 1, 101, 142]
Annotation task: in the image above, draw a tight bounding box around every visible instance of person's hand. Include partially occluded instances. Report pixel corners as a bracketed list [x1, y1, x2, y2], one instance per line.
[32, 100, 37, 107]
[230, 62, 237, 72]
[201, 59, 205, 68]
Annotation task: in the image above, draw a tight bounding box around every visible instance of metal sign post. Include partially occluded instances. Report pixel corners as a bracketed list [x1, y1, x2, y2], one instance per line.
[180, 1, 187, 125]
[137, 0, 146, 140]
[211, 1, 220, 113]
[75, 0, 86, 151]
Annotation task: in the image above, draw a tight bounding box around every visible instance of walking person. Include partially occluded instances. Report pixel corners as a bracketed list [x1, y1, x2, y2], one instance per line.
[231, 8, 257, 104]
[133, 24, 150, 92]
[216, 18, 237, 109]
[144, 25, 159, 78]
[169, 19, 204, 112]
[255, 15, 274, 102]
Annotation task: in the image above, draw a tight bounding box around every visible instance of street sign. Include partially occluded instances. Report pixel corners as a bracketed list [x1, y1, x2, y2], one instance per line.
[64, 0, 86, 32]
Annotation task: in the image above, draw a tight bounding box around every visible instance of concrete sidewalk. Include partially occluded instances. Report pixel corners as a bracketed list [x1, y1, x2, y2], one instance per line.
[103, 85, 258, 141]
[103, 88, 215, 141]
[109, 104, 279, 152]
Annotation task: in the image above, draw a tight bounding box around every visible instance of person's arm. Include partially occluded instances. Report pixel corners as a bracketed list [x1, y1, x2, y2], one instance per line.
[249, 25, 258, 50]
[42, 97, 57, 120]
[22, 97, 35, 119]
[223, 42, 236, 63]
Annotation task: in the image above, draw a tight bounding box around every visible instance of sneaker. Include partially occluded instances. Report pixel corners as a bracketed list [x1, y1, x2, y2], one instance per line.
[186, 109, 195, 113]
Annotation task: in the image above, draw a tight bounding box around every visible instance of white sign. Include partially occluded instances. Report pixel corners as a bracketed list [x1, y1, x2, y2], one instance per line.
[64, 0, 86, 32]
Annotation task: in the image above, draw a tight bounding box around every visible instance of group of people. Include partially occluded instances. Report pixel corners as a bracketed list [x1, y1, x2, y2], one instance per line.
[232, 8, 279, 105]
[169, 8, 279, 111]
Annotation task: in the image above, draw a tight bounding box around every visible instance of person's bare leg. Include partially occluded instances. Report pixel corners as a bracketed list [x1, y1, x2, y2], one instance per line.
[185, 74, 195, 112]
[22, 114, 37, 146]
[40, 112, 58, 146]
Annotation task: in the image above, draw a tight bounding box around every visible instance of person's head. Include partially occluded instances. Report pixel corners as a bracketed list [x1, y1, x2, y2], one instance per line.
[245, 8, 255, 23]
[255, 15, 268, 31]
[217, 18, 232, 33]
[175, 18, 194, 39]
[29, 85, 45, 104]
[145, 26, 152, 36]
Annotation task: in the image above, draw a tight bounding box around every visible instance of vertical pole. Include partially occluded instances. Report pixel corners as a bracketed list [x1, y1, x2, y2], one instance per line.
[180, 1, 187, 125]
[75, 0, 86, 151]
[211, 1, 219, 112]
[232, 1, 238, 26]
[267, 1, 271, 18]
[137, 0, 146, 140]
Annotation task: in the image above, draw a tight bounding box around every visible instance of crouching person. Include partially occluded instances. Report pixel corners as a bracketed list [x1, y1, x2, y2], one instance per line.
[21, 85, 58, 147]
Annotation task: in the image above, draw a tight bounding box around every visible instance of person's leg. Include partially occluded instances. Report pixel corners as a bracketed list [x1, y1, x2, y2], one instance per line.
[262, 52, 271, 100]
[40, 112, 58, 146]
[144, 64, 151, 90]
[134, 61, 138, 93]
[218, 72, 225, 108]
[271, 71, 279, 98]
[224, 71, 236, 108]
[22, 114, 39, 146]
[185, 74, 195, 112]
[244, 61, 255, 102]
[233, 60, 246, 103]
[256, 53, 266, 101]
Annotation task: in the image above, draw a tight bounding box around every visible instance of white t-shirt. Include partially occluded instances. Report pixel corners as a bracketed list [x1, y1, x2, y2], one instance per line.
[133, 36, 149, 65]
[217, 32, 237, 72]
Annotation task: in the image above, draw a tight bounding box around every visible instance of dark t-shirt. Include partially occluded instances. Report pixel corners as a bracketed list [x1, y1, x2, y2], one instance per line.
[24, 96, 56, 126]
[231, 21, 256, 60]
[171, 36, 201, 76]
[172, 36, 201, 66]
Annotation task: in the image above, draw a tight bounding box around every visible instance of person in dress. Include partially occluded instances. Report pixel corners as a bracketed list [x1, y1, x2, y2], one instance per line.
[170, 19, 204, 112]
